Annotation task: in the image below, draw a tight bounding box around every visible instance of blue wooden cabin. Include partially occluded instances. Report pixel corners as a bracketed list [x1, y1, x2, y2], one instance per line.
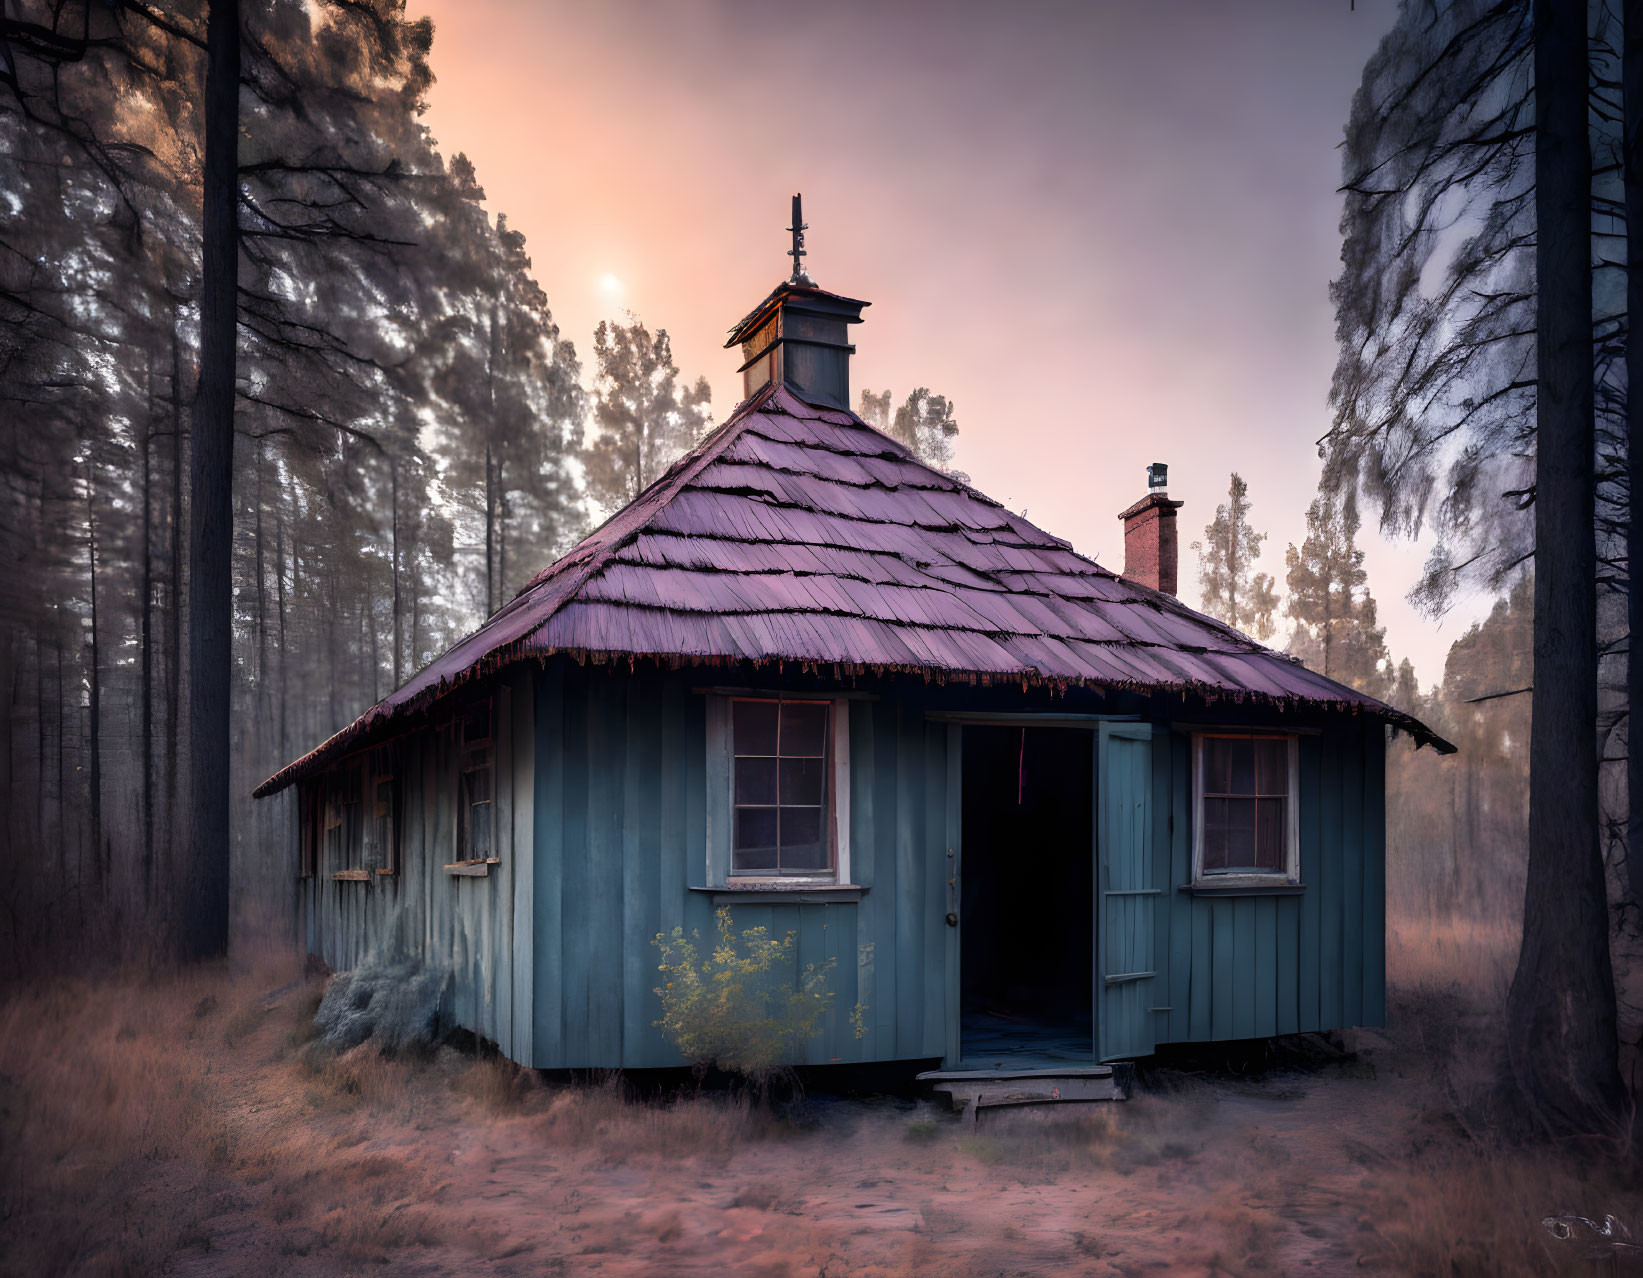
[255, 255, 1451, 1074]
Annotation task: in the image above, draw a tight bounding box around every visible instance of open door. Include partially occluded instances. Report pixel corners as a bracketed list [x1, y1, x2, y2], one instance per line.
[1096, 721, 1157, 1061]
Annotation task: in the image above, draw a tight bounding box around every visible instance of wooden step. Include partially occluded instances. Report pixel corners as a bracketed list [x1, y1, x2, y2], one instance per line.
[918, 1064, 1129, 1122]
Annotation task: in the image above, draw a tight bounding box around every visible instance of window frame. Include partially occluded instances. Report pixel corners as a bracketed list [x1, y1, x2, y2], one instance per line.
[456, 699, 496, 867]
[1190, 731, 1300, 886]
[713, 695, 851, 888]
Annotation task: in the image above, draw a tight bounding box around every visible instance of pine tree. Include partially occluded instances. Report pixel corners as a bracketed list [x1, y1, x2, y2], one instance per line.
[1389, 657, 1422, 716]
[1284, 491, 1390, 695]
[1191, 472, 1279, 640]
[892, 389, 958, 472]
[856, 389, 893, 435]
[857, 387, 961, 473]
[583, 318, 712, 510]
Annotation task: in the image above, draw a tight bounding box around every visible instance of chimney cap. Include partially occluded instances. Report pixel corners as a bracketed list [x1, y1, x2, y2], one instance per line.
[1147, 462, 1169, 492]
[723, 277, 870, 349]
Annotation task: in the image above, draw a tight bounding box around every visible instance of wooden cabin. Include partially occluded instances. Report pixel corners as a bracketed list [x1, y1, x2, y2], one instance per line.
[255, 248, 1452, 1079]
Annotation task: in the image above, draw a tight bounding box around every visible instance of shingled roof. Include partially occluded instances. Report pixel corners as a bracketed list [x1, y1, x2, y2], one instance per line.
[255, 383, 1451, 796]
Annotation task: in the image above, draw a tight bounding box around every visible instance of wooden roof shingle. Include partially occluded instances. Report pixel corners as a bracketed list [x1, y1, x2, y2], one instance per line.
[255, 384, 1452, 796]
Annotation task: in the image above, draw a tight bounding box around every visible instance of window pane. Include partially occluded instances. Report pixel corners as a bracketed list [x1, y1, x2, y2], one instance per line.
[1221, 798, 1257, 868]
[780, 702, 828, 756]
[470, 802, 492, 858]
[734, 700, 779, 756]
[345, 802, 363, 859]
[1201, 796, 1230, 871]
[1205, 737, 1258, 794]
[733, 807, 779, 871]
[779, 806, 826, 871]
[1254, 740, 1288, 795]
[1255, 797, 1286, 870]
[735, 756, 777, 805]
[1204, 738, 1227, 794]
[779, 756, 826, 806]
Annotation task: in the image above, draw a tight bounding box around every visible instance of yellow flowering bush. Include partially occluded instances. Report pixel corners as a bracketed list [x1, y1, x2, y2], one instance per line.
[652, 907, 862, 1084]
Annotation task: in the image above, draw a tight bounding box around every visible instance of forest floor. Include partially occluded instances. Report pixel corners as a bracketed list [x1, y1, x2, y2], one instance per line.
[2, 918, 1639, 1277]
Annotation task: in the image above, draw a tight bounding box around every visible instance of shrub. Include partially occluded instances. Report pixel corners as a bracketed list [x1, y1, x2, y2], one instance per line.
[652, 908, 862, 1086]
[313, 959, 447, 1053]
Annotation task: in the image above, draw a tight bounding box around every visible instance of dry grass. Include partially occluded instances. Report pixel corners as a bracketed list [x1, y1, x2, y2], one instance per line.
[1369, 912, 1642, 1276]
[1387, 912, 1518, 998]
[1, 922, 1638, 1275]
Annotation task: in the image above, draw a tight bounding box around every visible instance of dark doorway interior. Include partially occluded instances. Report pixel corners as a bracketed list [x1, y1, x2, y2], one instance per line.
[960, 725, 1094, 1066]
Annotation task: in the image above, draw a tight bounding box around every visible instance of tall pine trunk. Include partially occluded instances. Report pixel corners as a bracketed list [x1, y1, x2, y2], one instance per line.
[485, 305, 500, 618]
[1625, 0, 1643, 921]
[1505, 0, 1627, 1140]
[142, 354, 156, 908]
[167, 310, 185, 898]
[84, 461, 102, 891]
[390, 455, 402, 688]
[183, 0, 240, 960]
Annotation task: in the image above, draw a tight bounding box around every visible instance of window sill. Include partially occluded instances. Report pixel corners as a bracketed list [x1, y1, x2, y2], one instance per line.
[332, 869, 370, 882]
[1178, 881, 1305, 897]
[446, 858, 500, 878]
[692, 883, 864, 904]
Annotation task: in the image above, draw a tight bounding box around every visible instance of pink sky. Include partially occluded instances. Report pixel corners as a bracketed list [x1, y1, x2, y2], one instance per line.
[411, 0, 1491, 685]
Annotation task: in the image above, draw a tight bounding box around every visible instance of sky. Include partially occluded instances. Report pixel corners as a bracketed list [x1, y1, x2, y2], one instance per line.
[409, 0, 1494, 686]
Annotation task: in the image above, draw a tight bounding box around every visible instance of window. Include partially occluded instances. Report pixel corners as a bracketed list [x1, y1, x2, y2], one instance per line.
[321, 763, 365, 872]
[458, 701, 494, 863]
[732, 698, 834, 879]
[1192, 733, 1298, 882]
[299, 782, 320, 877]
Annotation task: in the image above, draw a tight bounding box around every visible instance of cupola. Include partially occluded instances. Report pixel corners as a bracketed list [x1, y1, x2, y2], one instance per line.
[725, 194, 869, 410]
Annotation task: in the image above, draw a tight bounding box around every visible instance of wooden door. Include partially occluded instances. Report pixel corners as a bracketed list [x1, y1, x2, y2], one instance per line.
[1097, 722, 1158, 1061]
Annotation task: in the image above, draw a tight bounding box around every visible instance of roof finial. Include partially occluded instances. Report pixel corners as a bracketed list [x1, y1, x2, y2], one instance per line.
[787, 193, 815, 286]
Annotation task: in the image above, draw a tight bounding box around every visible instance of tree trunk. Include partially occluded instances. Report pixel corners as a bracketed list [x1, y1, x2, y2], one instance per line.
[142, 353, 156, 909]
[275, 503, 288, 759]
[485, 305, 501, 618]
[497, 457, 507, 604]
[1505, 0, 1627, 1140]
[1624, 0, 1643, 919]
[255, 439, 268, 709]
[84, 460, 102, 892]
[183, 0, 240, 961]
[390, 454, 402, 688]
[167, 309, 184, 900]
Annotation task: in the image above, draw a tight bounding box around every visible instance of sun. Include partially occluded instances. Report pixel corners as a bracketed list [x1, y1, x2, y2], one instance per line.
[599, 272, 624, 295]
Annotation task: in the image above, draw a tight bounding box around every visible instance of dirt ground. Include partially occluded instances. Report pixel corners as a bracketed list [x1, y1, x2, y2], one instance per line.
[2, 921, 1638, 1277]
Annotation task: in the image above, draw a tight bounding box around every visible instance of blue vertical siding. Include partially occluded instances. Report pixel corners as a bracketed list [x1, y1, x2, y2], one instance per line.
[530, 667, 950, 1069]
[300, 657, 1391, 1070]
[1151, 717, 1387, 1045]
[296, 668, 536, 1065]
[277, 654, 1399, 1069]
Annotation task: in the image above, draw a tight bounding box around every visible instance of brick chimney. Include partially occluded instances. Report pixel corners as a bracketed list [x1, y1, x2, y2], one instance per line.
[1119, 463, 1184, 595]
